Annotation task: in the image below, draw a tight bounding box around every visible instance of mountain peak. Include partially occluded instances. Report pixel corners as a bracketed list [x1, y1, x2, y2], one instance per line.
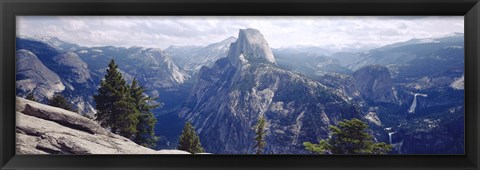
[227, 28, 276, 66]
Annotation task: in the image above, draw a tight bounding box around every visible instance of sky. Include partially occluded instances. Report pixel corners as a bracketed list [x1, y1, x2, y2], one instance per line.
[17, 16, 464, 50]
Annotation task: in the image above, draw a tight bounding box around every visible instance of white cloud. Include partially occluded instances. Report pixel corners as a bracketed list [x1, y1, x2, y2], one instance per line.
[16, 16, 464, 49]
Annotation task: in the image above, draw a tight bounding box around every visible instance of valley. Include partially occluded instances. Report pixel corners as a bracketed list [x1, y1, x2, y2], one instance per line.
[15, 28, 464, 154]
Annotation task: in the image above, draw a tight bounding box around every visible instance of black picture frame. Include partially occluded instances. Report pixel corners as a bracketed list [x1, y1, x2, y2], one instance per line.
[1, 0, 479, 169]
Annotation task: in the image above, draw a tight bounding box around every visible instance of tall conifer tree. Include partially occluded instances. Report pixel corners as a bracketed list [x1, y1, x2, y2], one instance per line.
[94, 59, 139, 138]
[130, 78, 159, 148]
[95, 59, 121, 132]
[178, 122, 204, 154]
[113, 84, 139, 138]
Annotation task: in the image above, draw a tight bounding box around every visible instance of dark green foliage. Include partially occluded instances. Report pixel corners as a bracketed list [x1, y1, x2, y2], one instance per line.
[178, 122, 205, 154]
[94, 59, 139, 138]
[113, 92, 140, 138]
[94, 59, 121, 131]
[130, 78, 159, 149]
[304, 118, 392, 154]
[26, 91, 37, 102]
[254, 116, 267, 154]
[48, 93, 77, 112]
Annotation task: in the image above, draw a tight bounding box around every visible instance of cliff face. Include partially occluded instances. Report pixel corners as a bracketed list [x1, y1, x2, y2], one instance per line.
[52, 52, 92, 84]
[124, 47, 188, 88]
[16, 49, 65, 100]
[181, 28, 358, 154]
[353, 65, 398, 104]
[16, 97, 189, 154]
[16, 37, 191, 116]
[227, 28, 276, 66]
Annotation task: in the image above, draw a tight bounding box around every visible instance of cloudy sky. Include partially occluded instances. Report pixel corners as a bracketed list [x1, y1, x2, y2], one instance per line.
[17, 16, 463, 49]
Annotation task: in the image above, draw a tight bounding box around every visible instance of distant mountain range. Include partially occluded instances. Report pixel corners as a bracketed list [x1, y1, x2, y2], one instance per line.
[15, 30, 464, 154]
[166, 36, 236, 74]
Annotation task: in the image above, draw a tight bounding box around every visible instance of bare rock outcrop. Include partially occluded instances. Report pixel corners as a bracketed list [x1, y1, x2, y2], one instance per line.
[227, 28, 276, 66]
[16, 49, 65, 100]
[353, 65, 398, 104]
[181, 29, 356, 154]
[16, 97, 189, 154]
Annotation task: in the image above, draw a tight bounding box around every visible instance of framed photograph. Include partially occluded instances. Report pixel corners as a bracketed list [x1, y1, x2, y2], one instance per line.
[1, 0, 479, 169]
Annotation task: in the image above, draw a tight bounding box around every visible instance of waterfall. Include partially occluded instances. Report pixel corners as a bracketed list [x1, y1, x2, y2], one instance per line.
[388, 132, 396, 144]
[408, 94, 418, 113]
[408, 93, 428, 113]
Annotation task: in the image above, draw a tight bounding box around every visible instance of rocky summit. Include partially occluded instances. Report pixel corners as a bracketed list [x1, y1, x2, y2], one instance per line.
[15, 30, 465, 154]
[181, 28, 358, 154]
[16, 97, 189, 154]
[227, 28, 276, 67]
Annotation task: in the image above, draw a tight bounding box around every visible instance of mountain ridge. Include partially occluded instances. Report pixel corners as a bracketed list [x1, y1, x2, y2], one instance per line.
[180, 28, 360, 154]
[15, 30, 465, 154]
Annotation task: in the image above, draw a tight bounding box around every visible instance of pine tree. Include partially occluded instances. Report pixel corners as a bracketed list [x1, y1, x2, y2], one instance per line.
[26, 91, 37, 102]
[303, 118, 392, 154]
[95, 59, 122, 133]
[254, 116, 267, 154]
[94, 59, 139, 138]
[177, 122, 204, 154]
[48, 93, 76, 112]
[113, 87, 139, 138]
[130, 78, 159, 149]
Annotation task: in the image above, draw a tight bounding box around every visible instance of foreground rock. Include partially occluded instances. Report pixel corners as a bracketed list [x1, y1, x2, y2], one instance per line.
[16, 97, 189, 154]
